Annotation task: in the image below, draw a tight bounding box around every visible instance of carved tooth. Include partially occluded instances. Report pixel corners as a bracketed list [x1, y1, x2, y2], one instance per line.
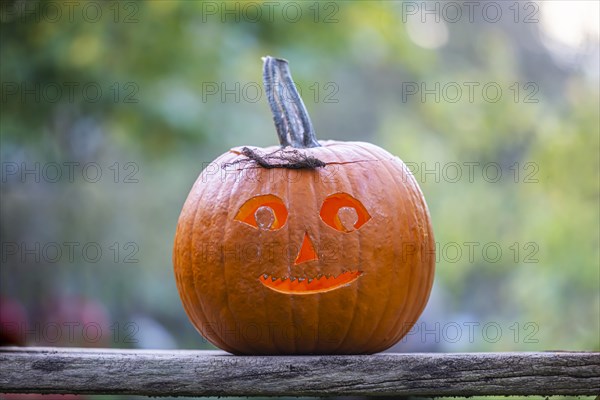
[307, 278, 313, 284]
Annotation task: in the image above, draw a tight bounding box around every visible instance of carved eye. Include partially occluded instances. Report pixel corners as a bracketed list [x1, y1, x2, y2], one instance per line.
[235, 194, 288, 230]
[320, 193, 371, 233]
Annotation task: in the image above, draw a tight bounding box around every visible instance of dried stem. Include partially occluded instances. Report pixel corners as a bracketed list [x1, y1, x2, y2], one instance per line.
[262, 56, 320, 148]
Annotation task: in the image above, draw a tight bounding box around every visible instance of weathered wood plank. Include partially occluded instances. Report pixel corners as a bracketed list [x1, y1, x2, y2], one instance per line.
[0, 347, 598, 396]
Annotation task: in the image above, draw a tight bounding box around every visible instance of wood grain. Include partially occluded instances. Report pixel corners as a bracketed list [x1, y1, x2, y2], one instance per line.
[1, 347, 598, 396]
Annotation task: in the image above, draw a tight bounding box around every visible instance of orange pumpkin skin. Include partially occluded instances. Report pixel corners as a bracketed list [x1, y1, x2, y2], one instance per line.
[173, 140, 435, 354]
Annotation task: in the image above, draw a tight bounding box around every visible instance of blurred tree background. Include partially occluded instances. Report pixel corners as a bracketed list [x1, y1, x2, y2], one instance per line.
[0, 0, 598, 376]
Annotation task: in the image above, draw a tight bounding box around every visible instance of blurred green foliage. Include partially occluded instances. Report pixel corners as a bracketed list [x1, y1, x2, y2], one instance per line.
[1, 0, 598, 370]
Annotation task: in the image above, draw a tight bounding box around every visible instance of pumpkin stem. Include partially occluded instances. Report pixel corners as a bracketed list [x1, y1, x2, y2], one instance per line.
[262, 56, 321, 148]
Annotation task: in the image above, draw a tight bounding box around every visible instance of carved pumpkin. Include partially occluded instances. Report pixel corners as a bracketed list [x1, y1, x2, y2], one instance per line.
[173, 57, 435, 354]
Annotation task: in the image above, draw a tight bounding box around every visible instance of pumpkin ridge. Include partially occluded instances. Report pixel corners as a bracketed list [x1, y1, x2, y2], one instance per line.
[307, 175, 321, 354]
[224, 160, 270, 354]
[321, 145, 362, 354]
[332, 142, 390, 353]
[199, 152, 246, 354]
[362, 143, 412, 352]
[187, 180, 229, 350]
[388, 162, 435, 348]
[374, 143, 427, 351]
[365, 143, 434, 350]
[399, 167, 435, 348]
[186, 169, 232, 352]
[207, 153, 249, 353]
[282, 171, 297, 354]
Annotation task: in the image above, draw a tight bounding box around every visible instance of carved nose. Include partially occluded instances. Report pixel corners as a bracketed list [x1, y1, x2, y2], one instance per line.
[294, 231, 318, 265]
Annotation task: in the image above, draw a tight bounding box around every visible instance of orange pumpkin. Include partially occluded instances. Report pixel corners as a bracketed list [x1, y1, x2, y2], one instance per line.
[173, 57, 435, 354]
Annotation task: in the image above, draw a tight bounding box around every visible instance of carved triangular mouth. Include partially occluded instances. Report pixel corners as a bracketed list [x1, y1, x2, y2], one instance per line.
[259, 271, 362, 294]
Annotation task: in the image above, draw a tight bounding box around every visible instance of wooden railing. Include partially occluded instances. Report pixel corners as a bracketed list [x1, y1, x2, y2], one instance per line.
[0, 347, 598, 397]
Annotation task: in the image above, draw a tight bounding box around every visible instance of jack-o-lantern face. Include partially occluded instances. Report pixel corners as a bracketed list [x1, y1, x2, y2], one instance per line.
[173, 56, 435, 355]
[235, 192, 371, 294]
